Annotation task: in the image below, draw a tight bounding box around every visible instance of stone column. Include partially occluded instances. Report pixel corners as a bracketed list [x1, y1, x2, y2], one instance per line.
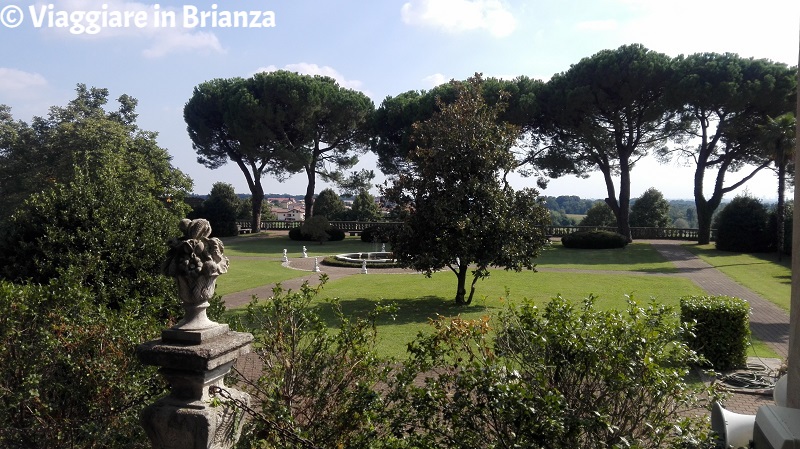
[137, 218, 253, 448]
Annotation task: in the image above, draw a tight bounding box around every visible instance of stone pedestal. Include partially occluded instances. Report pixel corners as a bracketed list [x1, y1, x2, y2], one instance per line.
[141, 218, 254, 449]
[137, 330, 254, 449]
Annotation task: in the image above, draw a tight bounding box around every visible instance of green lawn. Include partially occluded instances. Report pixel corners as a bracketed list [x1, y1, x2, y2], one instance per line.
[535, 242, 679, 272]
[311, 269, 705, 356]
[218, 235, 782, 359]
[215, 259, 299, 296]
[221, 232, 386, 257]
[682, 244, 791, 311]
[217, 233, 387, 295]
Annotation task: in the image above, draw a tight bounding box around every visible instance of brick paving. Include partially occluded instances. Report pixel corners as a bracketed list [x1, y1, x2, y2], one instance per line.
[226, 239, 790, 415]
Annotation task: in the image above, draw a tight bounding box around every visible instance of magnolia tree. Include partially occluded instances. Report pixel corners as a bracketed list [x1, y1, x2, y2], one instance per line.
[384, 75, 551, 306]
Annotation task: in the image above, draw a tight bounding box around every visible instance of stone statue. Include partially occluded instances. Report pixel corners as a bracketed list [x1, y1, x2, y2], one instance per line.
[361, 259, 368, 274]
[302, 246, 308, 258]
[162, 218, 229, 342]
[313, 257, 321, 273]
[282, 248, 288, 262]
[139, 218, 252, 449]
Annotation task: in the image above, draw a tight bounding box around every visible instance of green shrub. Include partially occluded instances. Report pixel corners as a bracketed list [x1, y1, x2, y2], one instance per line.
[579, 201, 617, 226]
[233, 277, 393, 448]
[769, 202, 793, 255]
[714, 196, 771, 252]
[561, 230, 628, 249]
[288, 225, 345, 242]
[389, 295, 716, 448]
[326, 226, 346, 241]
[360, 225, 392, 243]
[680, 295, 750, 371]
[0, 277, 165, 448]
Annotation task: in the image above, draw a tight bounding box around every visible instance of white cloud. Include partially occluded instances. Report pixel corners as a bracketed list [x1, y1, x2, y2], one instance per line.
[421, 73, 448, 88]
[0, 68, 47, 92]
[255, 63, 366, 92]
[401, 0, 517, 37]
[611, 0, 799, 65]
[142, 30, 223, 58]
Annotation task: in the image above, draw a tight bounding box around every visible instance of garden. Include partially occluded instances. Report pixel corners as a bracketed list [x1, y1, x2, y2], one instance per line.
[218, 232, 783, 360]
[199, 229, 789, 448]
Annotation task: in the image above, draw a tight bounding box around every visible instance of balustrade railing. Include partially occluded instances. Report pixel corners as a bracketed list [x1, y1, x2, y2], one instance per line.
[236, 220, 714, 241]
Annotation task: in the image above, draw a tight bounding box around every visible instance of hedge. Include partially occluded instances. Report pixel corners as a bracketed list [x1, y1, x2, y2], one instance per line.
[561, 230, 628, 249]
[680, 295, 750, 371]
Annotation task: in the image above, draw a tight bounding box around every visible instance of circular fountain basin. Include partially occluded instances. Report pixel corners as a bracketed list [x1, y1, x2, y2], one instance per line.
[334, 252, 395, 265]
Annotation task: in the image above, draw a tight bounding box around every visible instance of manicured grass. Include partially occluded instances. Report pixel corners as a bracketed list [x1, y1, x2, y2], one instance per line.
[217, 233, 388, 295]
[536, 242, 679, 272]
[310, 269, 705, 357]
[219, 236, 782, 360]
[681, 244, 791, 311]
[215, 259, 299, 296]
[221, 232, 386, 257]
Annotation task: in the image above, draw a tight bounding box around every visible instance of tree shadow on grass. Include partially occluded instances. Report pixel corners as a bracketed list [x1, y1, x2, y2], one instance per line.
[311, 295, 496, 327]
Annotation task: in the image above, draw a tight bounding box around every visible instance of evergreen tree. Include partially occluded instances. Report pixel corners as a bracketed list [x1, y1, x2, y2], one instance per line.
[630, 188, 670, 227]
[579, 202, 617, 227]
[313, 188, 346, 220]
[350, 190, 382, 222]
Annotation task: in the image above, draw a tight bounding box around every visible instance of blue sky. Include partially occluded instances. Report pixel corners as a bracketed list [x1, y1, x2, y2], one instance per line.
[1, 0, 798, 200]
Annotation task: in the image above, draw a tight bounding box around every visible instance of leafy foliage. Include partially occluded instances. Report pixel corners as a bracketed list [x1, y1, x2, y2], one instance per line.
[187, 71, 375, 223]
[713, 195, 771, 252]
[0, 84, 192, 222]
[288, 221, 346, 243]
[681, 295, 750, 371]
[234, 279, 393, 449]
[550, 209, 578, 226]
[538, 44, 680, 241]
[361, 225, 393, 243]
[666, 53, 796, 244]
[0, 277, 165, 449]
[542, 195, 597, 215]
[190, 182, 240, 237]
[0, 167, 181, 317]
[630, 187, 671, 227]
[579, 201, 617, 227]
[348, 190, 382, 222]
[313, 188, 347, 220]
[561, 230, 629, 249]
[386, 295, 716, 448]
[384, 74, 551, 305]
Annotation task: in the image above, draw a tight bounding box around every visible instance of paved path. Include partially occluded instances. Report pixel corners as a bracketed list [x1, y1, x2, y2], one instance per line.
[645, 241, 790, 361]
[225, 239, 790, 414]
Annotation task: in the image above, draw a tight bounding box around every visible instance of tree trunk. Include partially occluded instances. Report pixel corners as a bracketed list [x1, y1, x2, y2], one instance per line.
[696, 202, 713, 245]
[694, 158, 712, 245]
[617, 158, 632, 242]
[454, 263, 469, 306]
[601, 154, 632, 243]
[250, 181, 264, 232]
[304, 166, 316, 221]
